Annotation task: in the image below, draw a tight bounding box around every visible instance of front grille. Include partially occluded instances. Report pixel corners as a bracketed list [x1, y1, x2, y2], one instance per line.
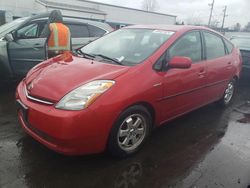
[24, 87, 54, 105]
[20, 111, 56, 144]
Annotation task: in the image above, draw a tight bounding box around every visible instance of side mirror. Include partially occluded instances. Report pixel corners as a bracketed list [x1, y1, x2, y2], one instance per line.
[4, 33, 14, 42]
[169, 56, 192, 69]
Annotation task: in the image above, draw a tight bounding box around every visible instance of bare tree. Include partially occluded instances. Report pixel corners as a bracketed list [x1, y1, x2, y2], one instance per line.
[186, 15, 203, 26]
[233, 23, 241, 32]
[142, 0, 159, 12]
[243, 22, 250, 32]
[210, 19, 220, 28]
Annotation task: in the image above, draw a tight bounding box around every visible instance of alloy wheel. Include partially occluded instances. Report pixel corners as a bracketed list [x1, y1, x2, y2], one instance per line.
[117, 114, 147, 152]
[224, 81, 235, 104]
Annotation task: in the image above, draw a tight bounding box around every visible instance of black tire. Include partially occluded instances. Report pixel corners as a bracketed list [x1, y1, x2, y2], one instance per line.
[217, 79, 237, 107]
[108, 105, 152, 158]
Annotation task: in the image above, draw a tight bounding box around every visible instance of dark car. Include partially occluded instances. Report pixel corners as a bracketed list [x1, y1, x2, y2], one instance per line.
[230, 35, 250, 80]
[0, 13, 113, 82]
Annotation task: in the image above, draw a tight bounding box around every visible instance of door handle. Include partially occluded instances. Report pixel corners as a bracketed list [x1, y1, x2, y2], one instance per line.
[198, 69, 206, 75]
[34, 43, 41, 46]
[198, 70, 206, 78]
[198, 75, 205, 78]
[227, 62, 232, 70]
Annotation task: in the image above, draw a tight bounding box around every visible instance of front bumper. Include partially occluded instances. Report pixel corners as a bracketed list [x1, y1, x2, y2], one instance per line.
[16, 81, 116, 155]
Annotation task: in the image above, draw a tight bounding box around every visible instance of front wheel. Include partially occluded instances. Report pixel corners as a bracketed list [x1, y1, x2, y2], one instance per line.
[108, 105, 152, 158]
[218, 79, 236, 106]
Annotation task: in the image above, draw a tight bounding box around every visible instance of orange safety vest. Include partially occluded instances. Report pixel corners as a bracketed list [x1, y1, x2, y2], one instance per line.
[48, 23, 71, 51]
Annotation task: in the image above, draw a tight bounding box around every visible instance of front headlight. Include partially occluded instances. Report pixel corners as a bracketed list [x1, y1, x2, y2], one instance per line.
[56, 80, 115, 110]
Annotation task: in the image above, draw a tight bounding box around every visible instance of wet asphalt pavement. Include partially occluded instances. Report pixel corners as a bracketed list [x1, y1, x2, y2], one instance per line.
[0, 81, 250, 188]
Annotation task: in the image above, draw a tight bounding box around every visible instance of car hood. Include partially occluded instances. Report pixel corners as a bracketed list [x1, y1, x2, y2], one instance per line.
[24, 54, 129, 102]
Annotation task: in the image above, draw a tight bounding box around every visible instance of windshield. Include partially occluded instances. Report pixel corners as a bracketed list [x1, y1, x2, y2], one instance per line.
[0, 17, 28, 38]
[231, 37, 250, 49]
[81, 28, 174, 66]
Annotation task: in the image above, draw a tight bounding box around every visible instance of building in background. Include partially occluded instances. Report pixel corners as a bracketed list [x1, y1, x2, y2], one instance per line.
[0, 0, 176, 28]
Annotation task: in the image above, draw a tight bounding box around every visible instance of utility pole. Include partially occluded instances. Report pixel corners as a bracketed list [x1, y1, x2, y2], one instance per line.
[208, 0, 215, 26]
[221, 6, 228, 31]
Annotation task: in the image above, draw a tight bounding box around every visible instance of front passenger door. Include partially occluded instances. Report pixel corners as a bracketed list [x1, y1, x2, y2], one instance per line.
[8, 21, 47, 77]
[161, 31, 207, 121]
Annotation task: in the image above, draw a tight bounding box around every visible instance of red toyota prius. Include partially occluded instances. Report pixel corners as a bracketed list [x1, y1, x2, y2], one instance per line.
[16, 25, 242, 157]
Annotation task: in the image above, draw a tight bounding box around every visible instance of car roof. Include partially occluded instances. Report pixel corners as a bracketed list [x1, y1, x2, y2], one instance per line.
[63, 17, 113, 32]
[125, 24, 212, 32]
[21, 12, 113, 32]
[230, 35, 250, 39]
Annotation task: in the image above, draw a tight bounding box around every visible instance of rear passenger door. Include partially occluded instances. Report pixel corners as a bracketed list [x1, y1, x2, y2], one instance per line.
[202, 31, 233, 100]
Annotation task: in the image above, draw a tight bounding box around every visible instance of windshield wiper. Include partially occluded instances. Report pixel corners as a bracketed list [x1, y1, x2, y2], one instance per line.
[75, 49, 95, 59]
[93, 54, 123, 65]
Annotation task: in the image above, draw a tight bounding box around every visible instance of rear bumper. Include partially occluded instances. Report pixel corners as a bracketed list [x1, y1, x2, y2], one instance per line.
[16, 81, 116, 155]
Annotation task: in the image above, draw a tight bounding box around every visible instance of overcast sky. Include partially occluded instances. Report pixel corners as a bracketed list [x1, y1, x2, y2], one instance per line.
[89, 0, 249, 28]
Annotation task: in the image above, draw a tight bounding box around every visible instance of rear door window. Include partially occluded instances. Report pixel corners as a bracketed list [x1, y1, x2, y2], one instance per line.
[203, 32, 226, 60]
[224, 39, 234, 54]
[67, 24, 89, 38]
[88, 25, 106, 37]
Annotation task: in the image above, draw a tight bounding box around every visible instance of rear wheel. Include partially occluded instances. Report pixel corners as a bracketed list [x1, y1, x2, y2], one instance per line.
[108, 105, 152, 157]
[218, 79, 236, 106]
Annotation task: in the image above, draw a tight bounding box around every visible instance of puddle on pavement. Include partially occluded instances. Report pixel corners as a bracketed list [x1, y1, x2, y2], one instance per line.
[234, 101, 250, 114]
[237, 114, 250, 123]
[1, 84, 250, 188]
[235, 102, 250, 124]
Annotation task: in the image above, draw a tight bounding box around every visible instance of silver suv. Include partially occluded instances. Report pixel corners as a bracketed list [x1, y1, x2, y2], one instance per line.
[0, 13, 113, 81]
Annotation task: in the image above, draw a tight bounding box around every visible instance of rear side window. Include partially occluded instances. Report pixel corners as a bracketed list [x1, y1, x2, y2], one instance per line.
[224, 39, 234, 54]
[88, 25, 106, 37]
[169, 31, 202, 62]
[67, 24, 89, 38]
[204, 32, 226, 60]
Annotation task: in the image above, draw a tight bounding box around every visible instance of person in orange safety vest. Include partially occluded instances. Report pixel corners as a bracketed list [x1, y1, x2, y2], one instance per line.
[41, 10, 71, 58]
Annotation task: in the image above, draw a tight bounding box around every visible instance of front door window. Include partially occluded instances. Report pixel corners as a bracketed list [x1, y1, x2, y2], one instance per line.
[16, 23, 39, 39]
[169, 31, 202, 63]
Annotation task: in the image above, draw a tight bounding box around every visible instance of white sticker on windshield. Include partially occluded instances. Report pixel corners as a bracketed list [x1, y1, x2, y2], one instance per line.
[153, 30, 175, 35]
[116, 56, 125, 62]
